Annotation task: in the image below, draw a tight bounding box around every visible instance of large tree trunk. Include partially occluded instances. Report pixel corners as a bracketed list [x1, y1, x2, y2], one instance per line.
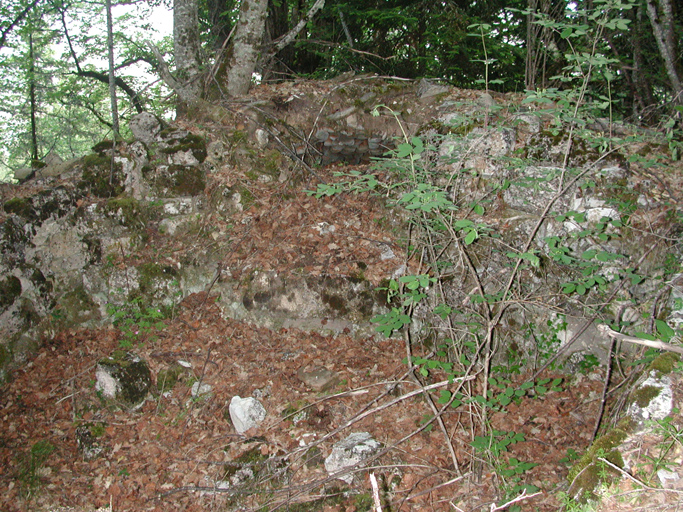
[225, 0, 269, 97]
[646, 0, 683, 103]
[173, 0, 202, 110]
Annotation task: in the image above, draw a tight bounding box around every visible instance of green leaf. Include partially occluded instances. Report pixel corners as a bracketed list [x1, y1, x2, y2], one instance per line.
[464, 229, 478, 245]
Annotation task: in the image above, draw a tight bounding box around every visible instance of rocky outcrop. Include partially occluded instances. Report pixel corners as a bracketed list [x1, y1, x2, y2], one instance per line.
[0, 77, 681, 386]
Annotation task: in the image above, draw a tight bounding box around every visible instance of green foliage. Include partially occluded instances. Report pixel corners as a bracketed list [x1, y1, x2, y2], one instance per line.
[15, 439, 55, 498]
[107, 297, 167, 348]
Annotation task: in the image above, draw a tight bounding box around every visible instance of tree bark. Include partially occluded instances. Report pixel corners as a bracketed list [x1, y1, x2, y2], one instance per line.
[225, 0, 269, 97]
[646, 0, 683, 103]
[28, 32, 38, 161]
[173, 0, 202, 109]
[105, 0, 119, 135]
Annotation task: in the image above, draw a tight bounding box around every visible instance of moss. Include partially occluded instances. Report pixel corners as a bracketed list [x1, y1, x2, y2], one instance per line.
[648, 352, 680, 376]
[155, 165, 206, 196]
[18, 298, 40, 327]
[137, 262, 178, 293]
[631, 384, 662, 408]
[0, 344, 10, 383]
[82, 236, 102, 265]
[78, 154, 124, 198]
[3, 198, 33, 219]
[91, 139, 118, 154]
[52, 286, 100, 329]
[322, 292, 348, 315]
[567, 426, 630, 501]
[156, 363, 186, 393]
[159, 133, 207, 162]
[29, 268, 52, 298]
[0, 275, 22, 309]
[221, 445, 268, 481]
[98, 351, 151, 406]
[105, 197, 161, 228]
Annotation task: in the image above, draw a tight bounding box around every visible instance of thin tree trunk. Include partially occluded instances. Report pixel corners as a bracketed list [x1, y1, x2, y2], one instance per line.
[646, 0, 683, 103]
[105, 0, 119, 134]
[173, 0, 202, 110]
[28, 32, 38, 161]
[225, 0, 269, 97]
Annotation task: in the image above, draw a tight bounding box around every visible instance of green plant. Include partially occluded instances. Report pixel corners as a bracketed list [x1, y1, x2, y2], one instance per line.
[15, 440, 55, 498]
[107, 297, 167, 348]
[637, 410, 683, 480]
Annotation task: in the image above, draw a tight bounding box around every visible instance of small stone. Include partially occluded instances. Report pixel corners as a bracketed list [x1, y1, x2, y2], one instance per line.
[297, 366, 340, 392]
[325, 432, 382, 484]
[191, 382, 212, 397]
[229, 396, 267, 434]
[657, 469, 680, 488]
[95, 352, 151, 408]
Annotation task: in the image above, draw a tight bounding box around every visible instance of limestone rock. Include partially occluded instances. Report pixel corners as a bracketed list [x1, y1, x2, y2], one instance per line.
[417, 78, 449, 99]
[229, 396, 267, 434]
[324, 432, 382, 483]
[130, 112, 162, 144]
[627, 372, 673, 427]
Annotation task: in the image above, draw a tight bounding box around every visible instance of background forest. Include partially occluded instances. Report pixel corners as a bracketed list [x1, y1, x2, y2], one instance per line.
[0, 0, 682, 180]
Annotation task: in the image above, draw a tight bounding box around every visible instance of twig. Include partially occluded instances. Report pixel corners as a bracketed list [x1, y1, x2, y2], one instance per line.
[489, 489, 543, 511]
[369, 472, 382, 512]
[597, 457, 683, 495]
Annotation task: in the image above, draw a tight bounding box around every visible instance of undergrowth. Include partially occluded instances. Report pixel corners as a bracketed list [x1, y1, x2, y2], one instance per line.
[305, 0, 683, 508]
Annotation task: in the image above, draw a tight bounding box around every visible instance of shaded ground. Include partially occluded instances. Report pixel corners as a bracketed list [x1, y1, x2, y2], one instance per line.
[1, 293, 609, 512]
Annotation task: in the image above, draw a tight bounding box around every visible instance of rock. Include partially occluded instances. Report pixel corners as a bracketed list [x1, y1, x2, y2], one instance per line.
[95, 351, 152, 408]
[229, 396, 267, 434]
[130, 112, 162, 144]
[324, 432, 382, 484]
[297, 366, 340, 391]
[417, 78, 449, 99]
[14, 167, 33, 181]
[627, 372, 673, 427]
[477, 92, 497, 109]
[313, 129, 393, 165]
[191, 381, 212, 397]
[75, 424, 104, 460]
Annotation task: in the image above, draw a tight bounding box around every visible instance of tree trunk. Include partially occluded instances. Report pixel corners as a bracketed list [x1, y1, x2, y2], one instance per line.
[173, 0, 203, 110]
[105, 0, 119, 135]
[646, 0, 683, 103]
[225, 0, 269, 97]
[28, 32, 38, 161]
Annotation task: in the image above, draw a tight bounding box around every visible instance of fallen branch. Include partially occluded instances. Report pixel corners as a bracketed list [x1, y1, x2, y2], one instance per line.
[597, 324, 683, 355]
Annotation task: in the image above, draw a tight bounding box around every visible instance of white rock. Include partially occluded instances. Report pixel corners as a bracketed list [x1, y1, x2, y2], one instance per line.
[229, 396, 267, 434]
[627, 372, 673, 425]
[324, 432, 382, 484]
[191, 382, 212, 397]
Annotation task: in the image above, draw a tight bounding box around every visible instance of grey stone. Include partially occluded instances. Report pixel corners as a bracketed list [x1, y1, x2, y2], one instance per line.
[297, 366, 340, 391]
[130, 112, 162, 144]
[417, 78, 449, 99]
[627, 372, 673, 427]
[229, 396, 267, 434]
[325, 432, 382, 484]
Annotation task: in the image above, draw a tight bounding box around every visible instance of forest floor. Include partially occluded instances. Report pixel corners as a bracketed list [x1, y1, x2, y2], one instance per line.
[2, 79, 683, 511]
[1, 295, 682, 512]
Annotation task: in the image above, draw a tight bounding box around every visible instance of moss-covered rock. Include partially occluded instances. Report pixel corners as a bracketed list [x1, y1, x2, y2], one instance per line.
[154, 165, 206, 196]
[78, 154, 125, 198]
[95, 351, 152, 408]
[0, 275, 22, 310]
[567, 425, 631, 502]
